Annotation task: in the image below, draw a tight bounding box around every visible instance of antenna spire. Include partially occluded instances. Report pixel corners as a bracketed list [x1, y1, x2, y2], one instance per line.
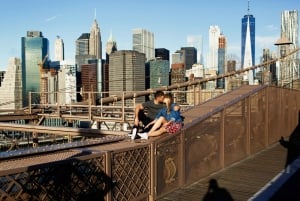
[94, 8, 96, 19]
[247, 0, 250, 14]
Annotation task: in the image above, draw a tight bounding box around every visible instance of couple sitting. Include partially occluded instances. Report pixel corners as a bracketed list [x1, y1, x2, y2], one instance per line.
[131, 91, 184, 140]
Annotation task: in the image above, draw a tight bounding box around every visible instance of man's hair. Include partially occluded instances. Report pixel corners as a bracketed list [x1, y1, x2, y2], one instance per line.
[154, 91, 164, 99]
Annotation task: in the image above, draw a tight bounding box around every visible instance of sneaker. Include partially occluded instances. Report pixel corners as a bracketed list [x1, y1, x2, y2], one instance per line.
[137, 132, 148, 140]
[131, 127, 138, 140]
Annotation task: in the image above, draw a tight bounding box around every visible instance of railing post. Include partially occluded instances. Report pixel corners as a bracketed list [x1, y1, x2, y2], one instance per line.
[149, 142, 156, 201]
[199, 84, 202, 104]
[29, 92, 32, 114]
[88, 92, 92, 121]
[193, 84, 196, 106]
[246, 96, 251, 155]
[220, 110, 225, 168]
[265, 87, 269, 146]
[122, 92, 125, 129]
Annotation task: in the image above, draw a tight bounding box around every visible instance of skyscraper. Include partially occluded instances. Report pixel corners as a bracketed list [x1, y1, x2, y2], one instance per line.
[132, 28, 154, 61]
[54, 36, 64, 61]
[217, 34, 226, 89]
[207, 26, 221, 70]
[105, 31, 117, 63]
[89, 18, 102, 59]
[170, 63, 186, 103]
[0, 57, 22, 109]
[57, 61, 76, 105]
[103, 32, 118, 93]
[241, 1, 255, 84]
[155, 48, 169, 61]
[147, 59, 170, 89]
[21, 31, 49, 106]
[76, 18, 102, 71]
[281, 10, 299, 81]
[187, 35, 203, 64]
[81, 63, 97, 102]
[109, 50, 145, 103]
[75, 33, 92, 72]
[180, 47, 197, 70]
[173, 47, 197, 70]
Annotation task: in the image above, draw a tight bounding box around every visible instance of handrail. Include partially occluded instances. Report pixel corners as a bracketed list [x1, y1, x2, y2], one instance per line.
[99, 47, 300, 104]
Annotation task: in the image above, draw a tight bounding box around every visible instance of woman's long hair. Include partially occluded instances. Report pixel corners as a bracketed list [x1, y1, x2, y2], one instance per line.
[164, 93, 173, 113]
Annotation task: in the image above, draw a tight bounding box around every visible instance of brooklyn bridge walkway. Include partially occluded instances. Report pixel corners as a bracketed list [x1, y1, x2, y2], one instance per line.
[159, 139, 300, 201]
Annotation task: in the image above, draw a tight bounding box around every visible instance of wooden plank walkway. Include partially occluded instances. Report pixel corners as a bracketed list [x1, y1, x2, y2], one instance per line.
[158, 143, 288, 201]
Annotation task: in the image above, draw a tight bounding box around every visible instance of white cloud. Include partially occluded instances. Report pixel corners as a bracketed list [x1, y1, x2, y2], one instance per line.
[256, 35, 279, 50]
[265, 24, 279, 32]
[45, 16, 57, 22]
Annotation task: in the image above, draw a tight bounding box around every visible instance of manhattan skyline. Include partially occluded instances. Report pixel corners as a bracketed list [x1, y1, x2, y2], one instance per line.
[0, 0, 299, 70]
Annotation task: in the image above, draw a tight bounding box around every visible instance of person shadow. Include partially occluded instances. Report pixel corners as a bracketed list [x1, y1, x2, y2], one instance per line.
[202, 178, 234, 201]
[279, 117, 300, 168]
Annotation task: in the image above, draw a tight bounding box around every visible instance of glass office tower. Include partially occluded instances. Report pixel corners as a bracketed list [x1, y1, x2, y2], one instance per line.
[132, 28, 154, 61]
[241, 3, 255, 84]
[241, 14, 255, 67]
[21, 31, 49, 106]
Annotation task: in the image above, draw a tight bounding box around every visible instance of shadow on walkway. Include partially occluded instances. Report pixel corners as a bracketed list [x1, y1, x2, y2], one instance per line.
[271, 113, 300, 201]
[279, 113, 300, 167]
[202, 179, 234, 201]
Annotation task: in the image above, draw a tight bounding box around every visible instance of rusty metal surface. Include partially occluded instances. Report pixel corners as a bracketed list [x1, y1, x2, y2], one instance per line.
[0, 151, 108, 201]
[158, 143, 287, 201]
[184, 115, 221, 183]
[183, 85, 266, 127]
[154, 134, 183, 197]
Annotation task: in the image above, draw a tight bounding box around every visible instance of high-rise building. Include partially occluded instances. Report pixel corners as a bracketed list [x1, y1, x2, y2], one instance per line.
[281, 10, 299, 81]
[173, 47, 197, 71]
[89, 19, 102, 59]
[132, 28, 154, 61]
[104, 32, 118, 94]
[187, 35, 203, 64]
[81, 63, 97, 102]
[170, 63, 186, 104]
[241, 1, 255, 84]
[0, 57, 22, 109]
[21, 31, 49, 106]
[57, 61, 77, 105]
[227, 60, 236, 72]
[75, 18, 102, 99]
[54, 36, 64, 61]
[217, 34, 226, 89]
[171, 52, 182, 64]
[207, 25, 221, 70]
[260, 48, 276, 85]
[147, 59, 169, 89]
[105, 31, 117, 63]
[109, 50, 145, 103]
[185, 64, 205, 79]
[155, 48, 169, 61]
[75, 33, 95, 72]
[180, 47, 197, 70]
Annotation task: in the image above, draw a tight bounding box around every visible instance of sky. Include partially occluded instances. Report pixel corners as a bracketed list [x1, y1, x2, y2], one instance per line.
[0, 0, 299, 70]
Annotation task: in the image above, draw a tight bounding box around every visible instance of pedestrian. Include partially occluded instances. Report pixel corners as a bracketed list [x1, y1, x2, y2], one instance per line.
[138, 93, 183, 139]
[131, 91, 165, 139]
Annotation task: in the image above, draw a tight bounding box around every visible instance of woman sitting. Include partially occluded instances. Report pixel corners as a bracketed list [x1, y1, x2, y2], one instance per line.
[138, 93, 183, 139]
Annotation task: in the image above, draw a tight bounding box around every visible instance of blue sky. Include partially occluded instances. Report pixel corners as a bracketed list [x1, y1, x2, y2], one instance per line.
[0, 0, 299, 70]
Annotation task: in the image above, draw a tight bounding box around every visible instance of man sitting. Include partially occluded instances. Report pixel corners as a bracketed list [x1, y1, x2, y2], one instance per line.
[131, 91, 165, 139]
